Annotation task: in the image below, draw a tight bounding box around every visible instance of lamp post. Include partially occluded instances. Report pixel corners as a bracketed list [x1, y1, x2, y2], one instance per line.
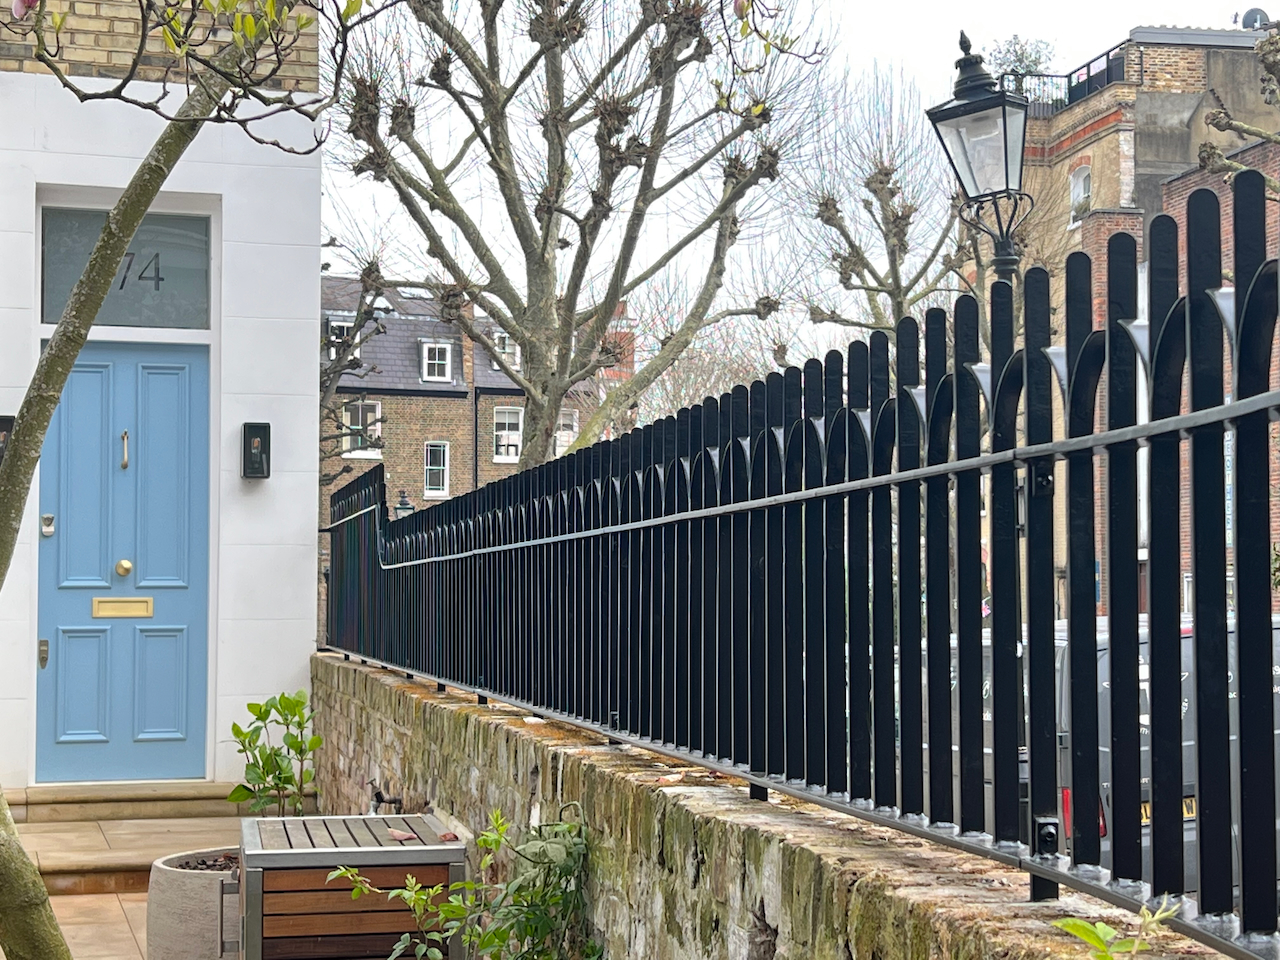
[927, 32, 1032, 284]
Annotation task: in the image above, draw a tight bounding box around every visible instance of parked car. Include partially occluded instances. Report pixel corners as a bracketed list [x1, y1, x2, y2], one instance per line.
[917, 614, 1280, 893]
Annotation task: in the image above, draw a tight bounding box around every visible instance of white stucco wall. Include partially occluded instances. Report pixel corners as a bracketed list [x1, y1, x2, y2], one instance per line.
[0, 70, 321, 786]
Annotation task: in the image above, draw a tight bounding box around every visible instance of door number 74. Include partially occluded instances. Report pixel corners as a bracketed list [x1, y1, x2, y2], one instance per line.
[118, 252, 165, 291]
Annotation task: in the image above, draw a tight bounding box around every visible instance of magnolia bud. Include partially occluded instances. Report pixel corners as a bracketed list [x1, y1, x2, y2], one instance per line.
[12, 0, 35, 18]
[733, 0, 750, 20]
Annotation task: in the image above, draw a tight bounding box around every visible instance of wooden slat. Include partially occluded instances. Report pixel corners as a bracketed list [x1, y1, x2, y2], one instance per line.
[283, 820, 314, 850]
[406, 817, 440, 844]
[263, 891, 414, 915]
[345, 818, 384, 848]
[382, 817, 426, 846]
[264, 865, 449, 892]
[303, 820, 337, 849]
[264, 911, 427, 938]
[258, 820, 292, 850]
[327, 819, 362, 848]
[261, 933, 412, 959]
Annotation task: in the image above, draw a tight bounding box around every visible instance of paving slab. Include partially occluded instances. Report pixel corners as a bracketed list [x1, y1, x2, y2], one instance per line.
[16, 816, 241, 895]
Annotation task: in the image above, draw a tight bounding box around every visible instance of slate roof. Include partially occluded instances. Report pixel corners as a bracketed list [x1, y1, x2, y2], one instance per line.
[321, 276, 522, 395]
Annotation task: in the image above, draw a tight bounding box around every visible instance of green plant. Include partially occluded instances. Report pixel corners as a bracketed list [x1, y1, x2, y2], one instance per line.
[1052, 898, 1179, 959]
[328, 804, 602, 960]
[226, 691, 321, 817]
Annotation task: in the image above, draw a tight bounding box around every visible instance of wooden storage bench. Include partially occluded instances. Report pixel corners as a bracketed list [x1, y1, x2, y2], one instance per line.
[239, 814, 467, 960]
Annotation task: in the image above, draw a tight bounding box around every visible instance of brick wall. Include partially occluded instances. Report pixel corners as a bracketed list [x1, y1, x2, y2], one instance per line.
[0, 1, 319, 90]
[1130, 44, 1207, 92]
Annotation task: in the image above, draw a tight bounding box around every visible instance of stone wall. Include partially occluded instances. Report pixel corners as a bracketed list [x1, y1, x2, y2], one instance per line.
[311, 653, 1223, 960]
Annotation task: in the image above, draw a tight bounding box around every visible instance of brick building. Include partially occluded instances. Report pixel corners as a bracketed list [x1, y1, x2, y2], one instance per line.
[1004, 24, 1276, 615]
[1158, 144, 1280, 615]
[320, 277, 636, 519]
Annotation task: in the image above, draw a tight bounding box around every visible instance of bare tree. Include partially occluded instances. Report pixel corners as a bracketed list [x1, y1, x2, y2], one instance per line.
[336, 0, 822, 467]
[797, 66, 964, 333]
[1201, 26, 1280, 193]
[0, 1, 386, 955]
[319, 261, 393, 485]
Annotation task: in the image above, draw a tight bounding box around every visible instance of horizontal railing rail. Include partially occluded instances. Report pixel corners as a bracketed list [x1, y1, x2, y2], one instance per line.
[327, 172, 1280, 959]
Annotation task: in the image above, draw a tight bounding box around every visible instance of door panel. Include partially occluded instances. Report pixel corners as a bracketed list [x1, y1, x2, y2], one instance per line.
[54, 627, 111, 743]
[57, 364, 112, 588]
[38, 342, 209, 782]
[136, 364, 190, 586]
[133, 627, 187, 741]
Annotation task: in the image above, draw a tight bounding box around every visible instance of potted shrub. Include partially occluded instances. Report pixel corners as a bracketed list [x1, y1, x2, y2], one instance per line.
[147, 691, 322, 960]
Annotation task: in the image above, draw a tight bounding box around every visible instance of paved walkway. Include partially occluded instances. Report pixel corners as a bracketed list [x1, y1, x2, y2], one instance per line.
[49, 894, 148, 960]
[3, 816, 243, 959]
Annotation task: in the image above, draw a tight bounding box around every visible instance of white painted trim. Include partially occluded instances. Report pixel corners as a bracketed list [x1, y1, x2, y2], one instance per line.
[424, 440, 449, 499]
[30, 185, 224, 785]
[493, 406, 523, 463]
[419, 340, 453, 383]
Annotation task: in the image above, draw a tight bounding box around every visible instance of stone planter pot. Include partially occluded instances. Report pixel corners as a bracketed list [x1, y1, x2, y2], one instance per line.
[146, 847, 238, 960]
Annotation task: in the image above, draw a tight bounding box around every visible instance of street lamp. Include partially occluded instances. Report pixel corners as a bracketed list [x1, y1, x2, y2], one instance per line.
[927, 32, 1032, 284]
[395, 490, 414, 520]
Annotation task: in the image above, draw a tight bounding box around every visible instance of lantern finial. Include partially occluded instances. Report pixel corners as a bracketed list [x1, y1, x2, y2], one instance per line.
[959, 31, 971, 56]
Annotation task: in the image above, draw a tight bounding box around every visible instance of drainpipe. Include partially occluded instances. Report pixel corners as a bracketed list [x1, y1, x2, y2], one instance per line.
[473, 386, 481, 492]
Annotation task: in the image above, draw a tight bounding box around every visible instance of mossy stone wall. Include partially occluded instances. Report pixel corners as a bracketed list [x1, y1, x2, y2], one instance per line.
[311, 653, 1220, 960]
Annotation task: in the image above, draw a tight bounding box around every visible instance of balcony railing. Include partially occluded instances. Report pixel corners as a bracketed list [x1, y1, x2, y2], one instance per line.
[1000, 41, 1127, 117]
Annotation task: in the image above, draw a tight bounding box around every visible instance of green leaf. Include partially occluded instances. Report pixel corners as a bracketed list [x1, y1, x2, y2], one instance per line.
[296, 14, 313, 30]
[739, 18, 750, 37]
[227, 784, 255, 803]
[243, 15, 257, 40]
[414, 944, 427, 959]
[1095, 922, 1118, 943]
[1109, 940, 1150, 953]
[1052, 918, 1111, 952]
[307, 735, 323, 751]
[341, 0, 362, 21]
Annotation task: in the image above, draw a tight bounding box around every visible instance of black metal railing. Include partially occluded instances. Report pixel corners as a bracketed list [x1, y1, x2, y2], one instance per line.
[326, 173, 1280, 959]
[1001, 41, 1128, 117]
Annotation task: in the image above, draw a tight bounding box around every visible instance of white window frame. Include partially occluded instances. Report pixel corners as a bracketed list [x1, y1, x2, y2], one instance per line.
[342, 400, 382, 459]
[551, 408, 579, 458]
[490, 331, 521, 372]
[494, 406, 524, 463]
[1070, 165, 1092, 224]
[424, 441, 450, 498]
[420, 341, 452, 383]
[326, 317, 357, 361]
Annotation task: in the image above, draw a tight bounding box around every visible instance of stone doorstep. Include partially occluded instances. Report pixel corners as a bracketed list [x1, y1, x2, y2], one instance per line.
[19, 816, 244, 896]
[6, 781, 244, 823]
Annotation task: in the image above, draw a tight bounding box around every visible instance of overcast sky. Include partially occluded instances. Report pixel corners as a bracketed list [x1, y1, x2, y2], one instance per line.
[826, 0, 1249, 101]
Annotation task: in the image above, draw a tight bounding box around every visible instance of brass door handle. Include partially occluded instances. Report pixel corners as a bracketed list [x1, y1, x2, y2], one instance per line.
[38, 639, 48, 670]
[121, 430, 129, 470]
[115, 559, 133, 577]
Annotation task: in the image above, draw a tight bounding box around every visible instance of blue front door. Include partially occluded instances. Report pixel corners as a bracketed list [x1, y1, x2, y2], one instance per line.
[37, 342, 210, 782]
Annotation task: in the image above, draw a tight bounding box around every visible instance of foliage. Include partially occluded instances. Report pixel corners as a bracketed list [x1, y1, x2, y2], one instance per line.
[328, 805, 601, 960]
[985, 35, 1055, 77]
[227, 691, 322, 817]
[1052, 898, 1179, 959]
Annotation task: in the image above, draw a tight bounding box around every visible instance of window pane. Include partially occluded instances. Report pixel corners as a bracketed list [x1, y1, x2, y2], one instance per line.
[43, 208, 210, 328]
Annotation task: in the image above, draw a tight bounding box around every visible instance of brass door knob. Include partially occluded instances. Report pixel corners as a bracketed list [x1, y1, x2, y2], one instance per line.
[115, 559, 133, 577]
